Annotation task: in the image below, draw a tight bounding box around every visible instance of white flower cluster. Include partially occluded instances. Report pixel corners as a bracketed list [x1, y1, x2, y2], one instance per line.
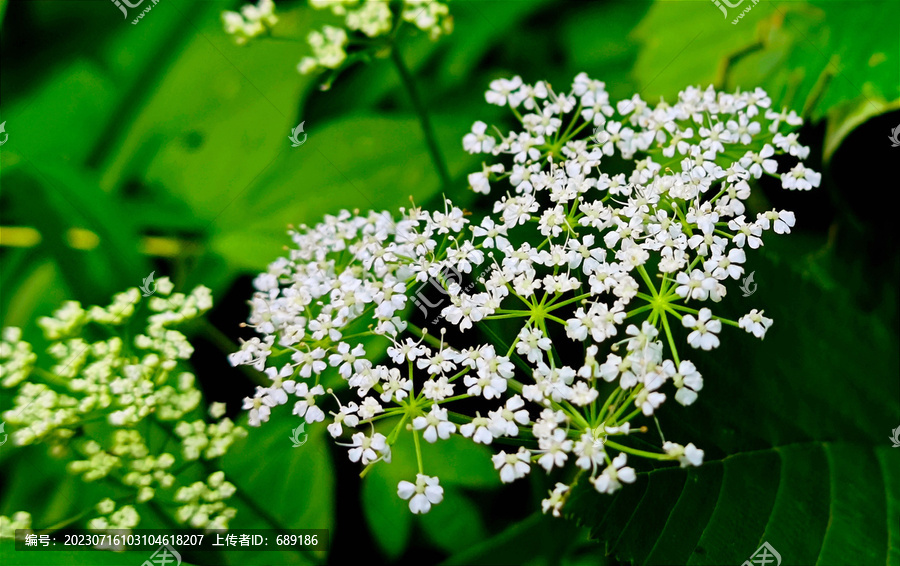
[222, 0, 278, 45]
[0, 512, 32, 539]
[88, 498, 140, 531]
[231, 75, 815, 517]
[0, 281, 246, 532]
[298, 0, 452, 75]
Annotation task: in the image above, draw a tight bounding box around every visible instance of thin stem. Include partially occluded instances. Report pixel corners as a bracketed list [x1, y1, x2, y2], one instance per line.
[412, 427, 425, 475]
[390, 45, 451, 189]
[660, 312, 681, 365]
[605, 440, 669, 461]
[545, 292, 592, 312]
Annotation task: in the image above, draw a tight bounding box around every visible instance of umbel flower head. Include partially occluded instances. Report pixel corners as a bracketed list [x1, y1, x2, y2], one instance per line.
[298, 0, 453, 77]
[0, 281, 246, 532]
[222, 0, 278, 45]
[231, 74, 817, 517]
[221, 1, 453, 88]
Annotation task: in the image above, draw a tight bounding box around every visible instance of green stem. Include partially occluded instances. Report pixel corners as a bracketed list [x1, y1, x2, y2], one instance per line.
[545, 292, 592, 312]
[412, 427, 425, 475]
[605, 440, 669, 461]
[660, 312, 680, 365]
[406, 322, 443, 349]
[390, 45, 451, 189]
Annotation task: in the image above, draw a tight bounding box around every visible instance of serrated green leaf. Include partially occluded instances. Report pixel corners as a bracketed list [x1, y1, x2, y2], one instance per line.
[564, 247, 900, 564]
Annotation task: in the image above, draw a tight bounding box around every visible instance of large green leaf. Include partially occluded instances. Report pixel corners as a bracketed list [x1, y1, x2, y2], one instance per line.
[95, 2, 325, 210]
[441, 511, 592, 566]
[630, 0, 900, 161]
[361, 419, 501, 559]
[220, 414, 334, 566]
[0, 161, 147, 304]
[210, 113, 459, 271]
[565, 245, 900, 564]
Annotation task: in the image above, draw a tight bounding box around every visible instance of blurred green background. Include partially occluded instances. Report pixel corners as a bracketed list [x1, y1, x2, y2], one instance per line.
[1, 0, 898, 564]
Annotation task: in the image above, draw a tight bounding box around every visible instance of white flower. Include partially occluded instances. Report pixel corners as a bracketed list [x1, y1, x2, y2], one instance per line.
[492, 447, 532, 483]
[537, 428, 573, 471]
[292, 383, 326, 423]
[782, 163, 821, 191]
[541, 483, 570, 517]
[486, 76, 524, 107]
[739, 309, 773, 338]
[397, 474, 443, 514]
[487, 395, 530, 437]
[463, 121, 496, 154]
[516, 327, 551, 363]
[682, 308, 722, 350]
[229, 76, 814, 516]
[664, 360, 703, 406]
[592, 453, 636, 494]
[412, 405, 456, 443]
[328, 342, 366, 379]
[327, 400, 359, 438]
[663, 441, 704, 467]
[459, 414, 494, 444]
[346, 432, 388, 465]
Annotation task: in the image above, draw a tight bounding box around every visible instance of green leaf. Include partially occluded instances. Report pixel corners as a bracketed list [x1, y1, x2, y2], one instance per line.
[420, 486, 486, 554]
[95, 3, 325, 214]
[220, 414, 334, 566]
[630, 1, 900, 138]
[564, 248, 900, 564]
[361, 419, 501, 559]
[361, 458, 413, 561]
[559, 0, 651, 99]
[441, 512, 589, 566]
[1, 161, 147, 304]
[210, 114, 452, 271]
[823, 94, 900, 161]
